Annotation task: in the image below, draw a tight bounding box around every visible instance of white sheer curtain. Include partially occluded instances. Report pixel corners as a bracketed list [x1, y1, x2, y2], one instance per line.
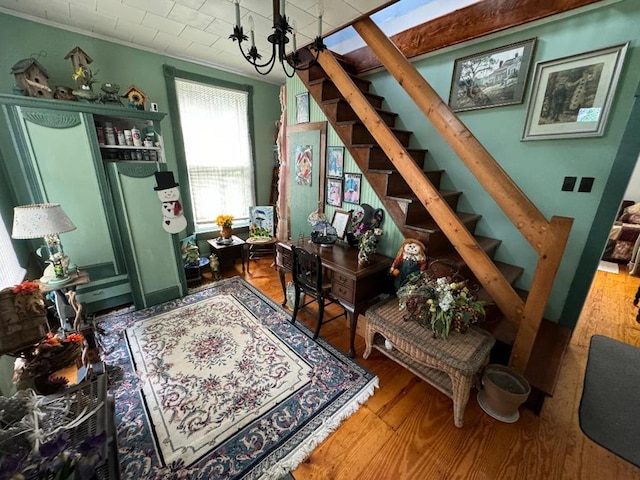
[0, 213, 25, 289]
[175, 79, 255, 231]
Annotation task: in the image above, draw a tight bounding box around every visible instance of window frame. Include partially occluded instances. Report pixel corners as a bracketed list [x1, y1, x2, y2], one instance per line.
[163, 65, 257, 234]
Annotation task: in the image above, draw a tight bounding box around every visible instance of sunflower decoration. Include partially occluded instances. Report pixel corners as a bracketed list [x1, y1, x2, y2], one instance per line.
[121, 84, 147, 110]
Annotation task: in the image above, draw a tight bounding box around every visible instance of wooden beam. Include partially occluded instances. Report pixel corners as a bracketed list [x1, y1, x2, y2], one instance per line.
[345, 0, 607, 73]
[317, 50, 525, 330]
[510, 215, 574, 373]
[352, 17, 550, 254]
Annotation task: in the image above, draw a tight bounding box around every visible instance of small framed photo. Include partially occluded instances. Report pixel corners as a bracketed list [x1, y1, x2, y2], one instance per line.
[327, 146, 344, 178]
[332, 210, 352, 240]
[522, 42, 629, 140]
[296, 92, 310, 123]
[449, 38, 536, 113]
[326, 178, 342, 207]
[343, 173, 362, 205]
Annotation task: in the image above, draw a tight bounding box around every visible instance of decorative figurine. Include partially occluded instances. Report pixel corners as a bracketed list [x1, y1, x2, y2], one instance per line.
[122, 84, 147, 110]
[154, 171, 187, 234]
[209, 254, 222, 281]
[390, 239, 428, 290]
[53, 86, 78, 101]
[100, 83, 122, 105]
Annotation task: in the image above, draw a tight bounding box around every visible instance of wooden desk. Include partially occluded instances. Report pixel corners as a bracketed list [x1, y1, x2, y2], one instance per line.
[276, 239, 393, 357]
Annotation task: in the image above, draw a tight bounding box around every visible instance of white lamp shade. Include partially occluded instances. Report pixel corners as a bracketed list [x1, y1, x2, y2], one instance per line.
[11, 203, 76, 239]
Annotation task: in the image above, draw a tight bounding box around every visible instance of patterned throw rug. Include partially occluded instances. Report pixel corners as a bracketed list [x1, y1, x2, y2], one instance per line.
[96, 277, 378, 479]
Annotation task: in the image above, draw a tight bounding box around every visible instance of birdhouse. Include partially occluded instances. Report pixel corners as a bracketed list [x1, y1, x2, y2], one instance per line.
[10, 58, 53, 98]
[121, 85, 148, 110]
[64, 46, 93, 75]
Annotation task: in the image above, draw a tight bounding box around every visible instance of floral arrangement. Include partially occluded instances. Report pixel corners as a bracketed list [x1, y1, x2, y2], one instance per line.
[397, 271, 486, 339]
[215, 215, 234, 228]
[12, 280, 46, 317]
[357, 228, 383, 265]
[71, 66, 98, 89]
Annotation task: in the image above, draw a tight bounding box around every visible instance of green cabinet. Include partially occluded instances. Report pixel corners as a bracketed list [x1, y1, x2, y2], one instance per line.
[0, 94, 186, 312]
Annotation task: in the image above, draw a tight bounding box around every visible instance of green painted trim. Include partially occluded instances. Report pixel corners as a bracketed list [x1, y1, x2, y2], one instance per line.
[83, 114, 128, 273]
[21, 109, 81, 129]
[116, 162, 158, 178]
[163, 64, 257, 232]
[561, 82, 640, 328]
[0, 93, 166, 121]
[82, 293, 133, 314]
[76, 274, 129, 292]
[105, 163, 145, 309]
[144, 285, 182, 308]
[3, 106, 43, 204]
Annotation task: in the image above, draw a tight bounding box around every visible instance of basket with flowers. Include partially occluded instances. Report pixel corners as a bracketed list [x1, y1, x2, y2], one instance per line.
[397, 265, 486, 339]
[0, 280, 48, 355]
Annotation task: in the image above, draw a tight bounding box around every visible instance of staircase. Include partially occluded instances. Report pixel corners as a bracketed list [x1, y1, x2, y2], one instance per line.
[295, 41, 572, 413]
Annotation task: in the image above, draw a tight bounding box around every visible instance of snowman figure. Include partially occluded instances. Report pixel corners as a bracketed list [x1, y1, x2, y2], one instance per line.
[154, 171, 187, 234]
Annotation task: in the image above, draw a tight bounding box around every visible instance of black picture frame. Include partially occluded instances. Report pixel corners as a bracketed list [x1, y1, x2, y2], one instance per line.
[326, 178, 342, 207]
[449, 38, 536, 113]
[343, 173, 361, 205]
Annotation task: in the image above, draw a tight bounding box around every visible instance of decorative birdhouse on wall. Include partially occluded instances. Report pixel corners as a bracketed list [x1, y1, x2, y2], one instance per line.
[11, 58, 53, 98]
[64, 46, 93, 88]
[122, 85, 147, 110]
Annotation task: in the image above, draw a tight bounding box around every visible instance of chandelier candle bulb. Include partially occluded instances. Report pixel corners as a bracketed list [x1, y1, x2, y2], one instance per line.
[292, 20, 297, 51]
[280, 0, 285, 17]
[249, 15, 255, 47]
[317, 0, 324, 37]
[234, 0, 241, 27]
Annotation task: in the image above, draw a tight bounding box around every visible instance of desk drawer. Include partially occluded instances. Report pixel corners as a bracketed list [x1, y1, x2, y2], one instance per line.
[333, 272, 355, 290]
[332, 282, 355, 304]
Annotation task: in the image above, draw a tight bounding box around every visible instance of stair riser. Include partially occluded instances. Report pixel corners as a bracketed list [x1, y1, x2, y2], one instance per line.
[303, 60, 357, 81]
[385, 171, 443, 196]
[364, 148, 426, 170]
[405, 195, 461, 224]
[340, 123, 411, 147]
[412, 217, 480, 255]
[312, 81, 384, 109]
[324, 101, 396, 127]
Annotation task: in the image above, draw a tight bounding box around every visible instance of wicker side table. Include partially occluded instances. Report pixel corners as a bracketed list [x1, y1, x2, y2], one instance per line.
[364, 298, 495, 428]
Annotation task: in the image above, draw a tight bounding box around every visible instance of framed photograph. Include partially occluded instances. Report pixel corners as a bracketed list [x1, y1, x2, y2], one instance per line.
[249, 206, 275, 238]
[343, 173, 362, 205]
[296, 92, 309, 123]
[327, 146, 344, 178]
[295, 144, 313, 186]
[326, 178, 342, 207]
[449, 38, 536, 113]
[522, 42, 629, 141]
[332, 210, 352, 240]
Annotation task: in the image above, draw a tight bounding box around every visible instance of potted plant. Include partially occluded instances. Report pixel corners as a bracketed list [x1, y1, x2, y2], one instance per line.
[215, 215, 234, 239]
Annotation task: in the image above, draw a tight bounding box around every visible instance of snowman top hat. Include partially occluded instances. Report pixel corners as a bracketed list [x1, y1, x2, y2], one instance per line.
[154, 171, 179, 191]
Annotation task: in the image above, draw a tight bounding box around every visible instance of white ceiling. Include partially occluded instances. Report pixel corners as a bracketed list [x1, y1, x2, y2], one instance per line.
[0, 0, 392, 85]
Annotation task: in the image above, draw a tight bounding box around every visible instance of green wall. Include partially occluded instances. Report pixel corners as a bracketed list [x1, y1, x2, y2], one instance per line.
[287, 0, 640, 327]
[0, 12, 282, 222]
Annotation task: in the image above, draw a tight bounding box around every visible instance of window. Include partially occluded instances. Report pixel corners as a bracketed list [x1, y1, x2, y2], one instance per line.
[174, 78, 255, 231]
[0, 213, 25, 289]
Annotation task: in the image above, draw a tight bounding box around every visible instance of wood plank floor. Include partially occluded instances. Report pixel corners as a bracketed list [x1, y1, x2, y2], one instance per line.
[204, 257, 640, 479]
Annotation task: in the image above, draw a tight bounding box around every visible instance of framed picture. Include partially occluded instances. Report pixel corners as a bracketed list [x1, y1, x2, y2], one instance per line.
[326, 178, 342, 207]
[343, 173, 362, 205]
[294, 144, 313, 186]
[249, 206, 275, 238]
[296, 92, 309, 123]
[331, 210, 352, 240]
[522, 42, 629, 141]
[327, 146, 344, 178]
[449, 38, 536, 113]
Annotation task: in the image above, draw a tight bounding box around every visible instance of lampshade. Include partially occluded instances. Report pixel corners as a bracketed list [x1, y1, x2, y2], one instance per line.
[11, 203, 76, 239]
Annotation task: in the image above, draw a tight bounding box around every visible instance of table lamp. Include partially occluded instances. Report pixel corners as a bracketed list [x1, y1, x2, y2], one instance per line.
[12, 203, 77, 285]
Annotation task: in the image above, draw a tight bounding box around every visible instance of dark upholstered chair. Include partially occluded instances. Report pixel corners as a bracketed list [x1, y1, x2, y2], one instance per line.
[290, 246, 347, 340]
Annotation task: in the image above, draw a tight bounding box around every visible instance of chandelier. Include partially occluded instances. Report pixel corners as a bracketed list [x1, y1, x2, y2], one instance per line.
[230, 0, 326, 78]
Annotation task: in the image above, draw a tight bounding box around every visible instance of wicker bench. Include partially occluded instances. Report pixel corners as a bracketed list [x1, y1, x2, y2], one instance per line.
[364, 298, 495, 427]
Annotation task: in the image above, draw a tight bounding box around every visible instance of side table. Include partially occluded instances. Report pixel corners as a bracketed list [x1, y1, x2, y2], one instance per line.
[364, 298, 495, 428]
[39, 270, 90, 332]
[207, 235, 246, 273]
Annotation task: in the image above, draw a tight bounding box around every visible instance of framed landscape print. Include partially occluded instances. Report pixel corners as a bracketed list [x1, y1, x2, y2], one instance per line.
[249, 206, 275, 238]
[326, 178, 342, 207]
[343, 173, 361, 205]
[449, 38, 536, 113]
[296, 92, 310, 123]
[327, 146, 344, 178]
[522, 42, 629, 140]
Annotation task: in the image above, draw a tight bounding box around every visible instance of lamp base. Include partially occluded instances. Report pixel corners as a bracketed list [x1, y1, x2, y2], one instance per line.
[45, 276, 73, 287]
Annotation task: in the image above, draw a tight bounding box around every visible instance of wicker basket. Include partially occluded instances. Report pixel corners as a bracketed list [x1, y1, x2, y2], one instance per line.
[0, 287, 48, 355]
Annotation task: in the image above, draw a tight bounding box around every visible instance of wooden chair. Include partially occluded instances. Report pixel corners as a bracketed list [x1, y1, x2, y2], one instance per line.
[290, 246, 347, 339]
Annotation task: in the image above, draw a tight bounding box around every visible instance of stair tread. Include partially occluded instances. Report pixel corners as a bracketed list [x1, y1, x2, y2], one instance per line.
[351, 144, 428, 153]
[308, 77, 384, 101]
[406, 212, 482, 232]
[386, 190, 462, 202]
[335, 120, 412, 135]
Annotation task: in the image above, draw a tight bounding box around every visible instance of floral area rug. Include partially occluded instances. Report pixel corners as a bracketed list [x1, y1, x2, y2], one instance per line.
[96, 277, 378, 479]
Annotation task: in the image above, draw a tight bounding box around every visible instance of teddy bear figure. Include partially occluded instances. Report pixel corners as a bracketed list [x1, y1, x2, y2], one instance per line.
[390, 239, 428, 290]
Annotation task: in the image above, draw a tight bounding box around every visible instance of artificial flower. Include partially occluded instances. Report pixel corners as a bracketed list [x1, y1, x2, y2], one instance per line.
[215, 215, 234, 228]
